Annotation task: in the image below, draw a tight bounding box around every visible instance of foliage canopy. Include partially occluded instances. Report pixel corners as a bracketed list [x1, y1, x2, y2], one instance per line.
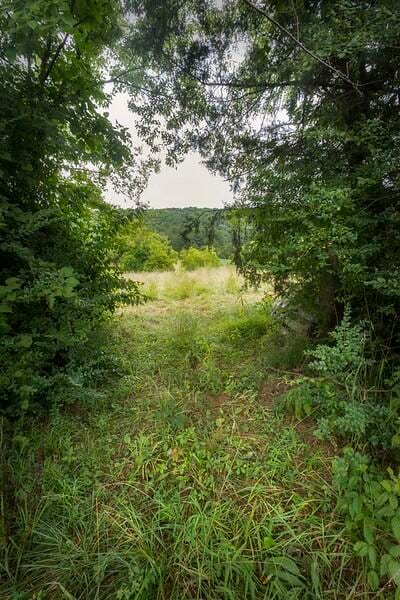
[120, 0, 400, 345]
[0, 0, 142, 414]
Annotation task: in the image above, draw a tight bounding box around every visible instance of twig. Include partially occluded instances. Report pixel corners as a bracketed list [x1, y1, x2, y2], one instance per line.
[40, 33, 70, 84]
[243, 0, 362, 96]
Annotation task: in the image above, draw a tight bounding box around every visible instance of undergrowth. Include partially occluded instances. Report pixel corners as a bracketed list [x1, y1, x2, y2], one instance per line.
[2, 274, 398, 599]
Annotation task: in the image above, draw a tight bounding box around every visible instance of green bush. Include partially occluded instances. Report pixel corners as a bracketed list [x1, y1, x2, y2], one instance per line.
[333, 448, 400, 594]
[0, 180, 141, 416]
[0, 1, 142, 415]
[280, 309, 394, 449]
[117, 224, 178, 272]
[164, 274, 210, 300]
[220, 305, 272, 344]
[180, 247, 220, 271]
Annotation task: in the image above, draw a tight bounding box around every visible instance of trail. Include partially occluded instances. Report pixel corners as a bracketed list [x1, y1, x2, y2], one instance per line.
[4, 271, 347, 599]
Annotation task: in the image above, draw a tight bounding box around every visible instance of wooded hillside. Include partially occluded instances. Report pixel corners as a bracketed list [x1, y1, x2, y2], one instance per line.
[144, 207, 234, 258]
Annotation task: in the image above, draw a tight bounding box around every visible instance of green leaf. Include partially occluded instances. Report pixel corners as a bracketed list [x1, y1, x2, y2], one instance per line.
[389, 559, 400, 586]
[354, 541, 368, 557]
[368, 545, 377, 568]
[5, 277, 22, 290]
[18, 334, 32, 348]
[380, 553, 392, 576]
[310, 560, 321, 594]
[392, 516, 400, 541]
[363, 518, 375, 544]
[275, 570, 304, 588]
[60, 266, 75, 277]
[262, 536, 276, 549]
[381, 480, 393, 493]
[390, 495, 399, 510]
[267, 556, 301, 576]
[377, 505, 395, 518]
[390, 545, 400, 558]
[377, 492, 389, 507]
[351, 495, 363, 517]
[367, 570, 379, 591]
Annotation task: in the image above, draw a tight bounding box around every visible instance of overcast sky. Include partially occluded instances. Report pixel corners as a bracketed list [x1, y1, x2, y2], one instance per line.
[105, 92, 233, 209]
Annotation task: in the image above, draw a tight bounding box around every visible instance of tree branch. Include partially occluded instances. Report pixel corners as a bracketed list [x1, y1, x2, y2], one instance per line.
[40, 33, 70, 84]
[243, 0, 362, 96]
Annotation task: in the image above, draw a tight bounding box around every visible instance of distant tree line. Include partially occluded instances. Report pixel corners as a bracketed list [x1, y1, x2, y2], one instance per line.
[143, 208, 234, 258]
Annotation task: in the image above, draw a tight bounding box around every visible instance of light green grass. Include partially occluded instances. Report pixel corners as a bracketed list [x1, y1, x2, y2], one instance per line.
[126, 265, 263, 303]
[1, 269, 373, 599]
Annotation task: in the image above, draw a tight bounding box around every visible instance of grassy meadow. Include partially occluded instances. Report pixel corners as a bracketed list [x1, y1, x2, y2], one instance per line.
[1, 267, 382, 599]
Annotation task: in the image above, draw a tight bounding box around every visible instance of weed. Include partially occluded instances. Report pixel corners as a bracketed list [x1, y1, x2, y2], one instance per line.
[1, 267, 384, 599]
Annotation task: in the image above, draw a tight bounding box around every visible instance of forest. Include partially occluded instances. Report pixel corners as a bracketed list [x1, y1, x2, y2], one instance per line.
[1, 1, 400, 598]
[144, 208, 234, 258]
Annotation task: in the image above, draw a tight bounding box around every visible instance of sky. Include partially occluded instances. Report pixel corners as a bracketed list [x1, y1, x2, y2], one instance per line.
[105, 92, 233, 210]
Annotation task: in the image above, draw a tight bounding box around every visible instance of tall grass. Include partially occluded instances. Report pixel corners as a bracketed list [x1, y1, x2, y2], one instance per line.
[125, 265, 255, 303]
[2, 269, 372, 599]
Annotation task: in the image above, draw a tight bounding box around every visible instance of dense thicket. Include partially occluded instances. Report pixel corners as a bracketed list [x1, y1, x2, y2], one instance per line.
[119, 0, 400, 390]
[0, 0, 141, 414]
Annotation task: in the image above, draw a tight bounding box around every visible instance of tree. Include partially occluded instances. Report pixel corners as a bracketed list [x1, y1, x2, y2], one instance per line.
[119, 0, 400, 346]
[0, 0, 142, 413]
[180, 246, 220, 271]
[116, 222, 178, 272]
[144, 207, 234, 258]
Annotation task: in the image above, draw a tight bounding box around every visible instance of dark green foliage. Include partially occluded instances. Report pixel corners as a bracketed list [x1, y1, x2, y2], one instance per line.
[144, 207, 234, 258]
[0, 1, 142, 414]
[277, 309, 400, 452]
[333, 448, 400, 594]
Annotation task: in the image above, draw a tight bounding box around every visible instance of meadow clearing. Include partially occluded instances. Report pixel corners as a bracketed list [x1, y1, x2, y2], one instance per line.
[2, 266, 383, 599]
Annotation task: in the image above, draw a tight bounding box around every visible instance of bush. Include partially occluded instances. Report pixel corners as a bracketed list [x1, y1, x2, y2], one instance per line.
[220, 305, 272, 344]
[117, 224, 178, 272]
[180, 247, 220, 271]
[280, 308, 395, 449]
[333, 448, 400, 594]
[0, 180, 142, 416]
[0, 1, 143, 416]
[164, 273, 210, 300]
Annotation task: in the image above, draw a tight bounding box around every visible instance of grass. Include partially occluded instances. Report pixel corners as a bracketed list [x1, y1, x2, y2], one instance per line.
[1, 267, 377, 599]
[125, 265, 261, 304]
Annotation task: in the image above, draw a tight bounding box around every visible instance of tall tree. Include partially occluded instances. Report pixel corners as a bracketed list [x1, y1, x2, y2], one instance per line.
[120, 0, 400, 344]
[0, 0, 141, 413]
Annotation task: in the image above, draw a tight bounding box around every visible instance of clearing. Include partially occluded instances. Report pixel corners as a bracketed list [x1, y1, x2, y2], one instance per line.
[3, 267, 367, 599]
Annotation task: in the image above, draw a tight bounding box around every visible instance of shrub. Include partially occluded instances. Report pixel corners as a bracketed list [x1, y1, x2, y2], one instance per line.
[307, 307, 367, 384]
[0, 1, 143, 416]
[180, 247, 220, 271]
[225, 271, 241, 295]
[164, 273, 210, 300]
[0, 180, 142, 416]
[333, 448, 400, 594]
[221, 306, 271, 344]
[117, 224, 178, 272]
[280, 308, 396, 449]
